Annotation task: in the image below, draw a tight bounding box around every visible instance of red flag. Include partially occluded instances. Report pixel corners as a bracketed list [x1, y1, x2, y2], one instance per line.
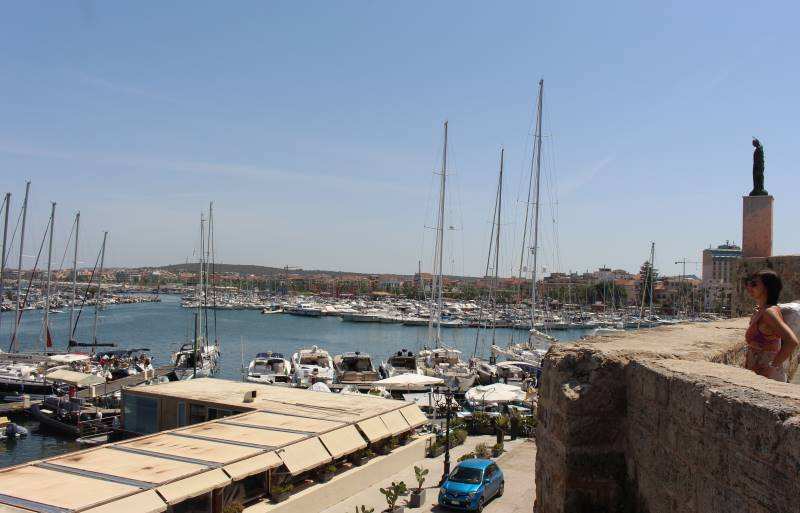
[46, 327, 53, 348]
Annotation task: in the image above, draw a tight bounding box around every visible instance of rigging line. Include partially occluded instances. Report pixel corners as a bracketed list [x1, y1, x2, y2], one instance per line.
[1, 201, 24, 270]
[70, 240, 103, 341]
[7, 215, 51, 351]
[56, 216, 77, 274]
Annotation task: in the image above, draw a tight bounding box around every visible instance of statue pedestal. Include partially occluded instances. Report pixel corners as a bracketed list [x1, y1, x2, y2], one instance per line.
[742, 195, 773, 258]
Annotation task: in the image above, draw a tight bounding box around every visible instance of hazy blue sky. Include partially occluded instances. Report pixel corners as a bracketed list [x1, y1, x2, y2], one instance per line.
[2, 1, 799, 278]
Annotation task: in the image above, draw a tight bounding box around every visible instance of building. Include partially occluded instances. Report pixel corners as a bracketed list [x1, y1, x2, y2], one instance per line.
[702, 242, 742, 311]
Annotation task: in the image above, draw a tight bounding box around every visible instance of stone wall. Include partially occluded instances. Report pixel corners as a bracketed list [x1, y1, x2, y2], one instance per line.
[731, 255, 800, 317]
[535, 319, 800, 513]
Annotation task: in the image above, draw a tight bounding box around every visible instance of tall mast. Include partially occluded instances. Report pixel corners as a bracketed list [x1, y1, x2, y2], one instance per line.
[491, 148, 504, 347]
[68, 212, 80, 343]
[649, 243, 655, 318]
[434, 121, 448, 347]
[198, 213, 205, 348]
[41, 202, 56, 352]
[529, 79, 544, 339]
[0, 193, 10, 337]
[91, 231, 108, 353]
[13, 181, 30, 353]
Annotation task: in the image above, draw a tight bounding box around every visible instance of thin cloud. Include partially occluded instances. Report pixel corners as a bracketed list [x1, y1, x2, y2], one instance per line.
[560, 153, 616, 195]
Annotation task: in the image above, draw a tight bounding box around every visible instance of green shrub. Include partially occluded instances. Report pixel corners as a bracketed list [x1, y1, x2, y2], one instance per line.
[458, 452, 476, 462]
[379, 481, 408, 510]
[474, 443, 490, 459]
[414, 465, 429, 491]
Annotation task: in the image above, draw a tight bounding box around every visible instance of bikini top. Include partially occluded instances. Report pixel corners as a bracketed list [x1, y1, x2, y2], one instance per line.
[746, 307, 782, 352]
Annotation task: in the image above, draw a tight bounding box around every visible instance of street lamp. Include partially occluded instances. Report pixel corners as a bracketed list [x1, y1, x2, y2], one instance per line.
[439, 386, 455, 485]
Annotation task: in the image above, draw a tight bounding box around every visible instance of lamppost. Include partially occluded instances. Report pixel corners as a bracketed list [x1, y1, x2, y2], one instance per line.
[439, 386, 455, 485]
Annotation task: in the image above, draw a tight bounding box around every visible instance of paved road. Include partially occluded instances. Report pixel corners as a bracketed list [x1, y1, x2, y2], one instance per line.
[320, 435, 536, 513]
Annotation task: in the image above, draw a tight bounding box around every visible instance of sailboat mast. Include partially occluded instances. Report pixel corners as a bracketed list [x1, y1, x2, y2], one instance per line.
[435, 121, 448, 346]
[68, 212, 80, 343]
[91, 231, 108, 353]
[0, 193, 10, 337]
[491, 148, 504, 347]
[13, 181, 30, 353]
[649, 243, 655, 317]
[530, 79, 544, 334]
[198, 213, 206, 347]
[41, 202, 56, 352]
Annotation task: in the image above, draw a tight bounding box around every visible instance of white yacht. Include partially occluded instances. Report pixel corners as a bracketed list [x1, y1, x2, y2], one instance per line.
[379, 349, 420, 378]
[333, 352, 380, 385]
[171, 343, 217, 380]
[246, 352, 291, 384]
[418, 347, 476, 393]
[291, 346, 334, 386]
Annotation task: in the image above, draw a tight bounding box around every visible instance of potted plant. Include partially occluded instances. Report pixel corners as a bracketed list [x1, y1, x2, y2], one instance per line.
[398, 433, 411, 446]
[270, 483, 293, 503]
[351, 448, 372, 466]
[408, 466, 428, 508]
[509, 409, 521, 440]
[495, 415, 509, 445]
[453, 429, 468, 446]
[491, 442, 504, 457]
[354, 507, 374, 513]
[317, 463, 336, 483]
[427, 439, 445, 458]
[474, 443, 490, 459]
[222, 503, 244, 513]
[458, 452, 476, 462]
[379, 481, 407, 512]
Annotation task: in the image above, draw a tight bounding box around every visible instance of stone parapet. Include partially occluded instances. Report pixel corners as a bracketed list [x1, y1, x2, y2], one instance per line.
[535, 319, 800, 513]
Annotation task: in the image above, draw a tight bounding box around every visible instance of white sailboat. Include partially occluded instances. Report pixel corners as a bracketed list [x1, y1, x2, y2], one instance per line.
[417, 122, 477, 393]
[492, 79, 557, 365]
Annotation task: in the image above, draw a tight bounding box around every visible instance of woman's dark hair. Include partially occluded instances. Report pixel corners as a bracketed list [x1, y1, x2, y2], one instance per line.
[754, 269, 782, 306]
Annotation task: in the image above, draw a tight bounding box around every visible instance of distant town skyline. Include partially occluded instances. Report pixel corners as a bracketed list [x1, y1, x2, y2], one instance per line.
[2, 2, 799, 279]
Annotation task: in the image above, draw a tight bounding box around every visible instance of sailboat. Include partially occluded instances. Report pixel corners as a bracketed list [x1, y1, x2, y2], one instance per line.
[492, 79, 557, 367]
[416, 122, 477, 393]
[171, 204, 220, 379]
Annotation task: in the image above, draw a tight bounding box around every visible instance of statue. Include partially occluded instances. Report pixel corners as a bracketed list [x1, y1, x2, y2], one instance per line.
[750, 138, 767, 196]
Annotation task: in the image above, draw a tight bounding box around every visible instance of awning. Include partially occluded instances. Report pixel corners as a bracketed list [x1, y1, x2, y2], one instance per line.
[356, 416, 390, 442]
[81, 490, 167, 513]
[399, 405, 428, 429]
[379, 410, 410, 436]
[156, 468, 230, 505]
[45, 369, 105, 387]
[276, 438, 332, 475]
[319, 426, 367, 459]
[223, 452, 282, 481]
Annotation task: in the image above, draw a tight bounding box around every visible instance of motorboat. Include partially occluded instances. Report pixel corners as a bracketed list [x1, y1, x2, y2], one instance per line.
[291, 346, 334, 386]
[285, 304, 322, 317]
[246, 352, 291, 384]
[333, 352, 380, 385]
[379, 349, 419, 378]
[92, 349, 154, 380]
[0, 416, 27, 440]
[0, 361, 54, 395]
[417, 347, 477, 393]
[30, 396, 118, 439]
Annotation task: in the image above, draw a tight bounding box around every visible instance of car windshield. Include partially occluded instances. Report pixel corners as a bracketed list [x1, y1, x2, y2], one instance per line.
[449, 466, 483, 484]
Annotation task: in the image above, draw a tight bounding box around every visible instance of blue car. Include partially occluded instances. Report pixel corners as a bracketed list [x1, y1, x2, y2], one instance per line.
[438, 459, 504, 512]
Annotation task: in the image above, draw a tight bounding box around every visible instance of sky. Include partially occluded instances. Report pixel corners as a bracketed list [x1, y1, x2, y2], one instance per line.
[1, 1, 799, 279]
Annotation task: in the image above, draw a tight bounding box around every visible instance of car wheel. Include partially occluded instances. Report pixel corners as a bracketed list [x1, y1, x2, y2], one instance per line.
[475, 497, 485, 513]
[497, 480, 504, 497]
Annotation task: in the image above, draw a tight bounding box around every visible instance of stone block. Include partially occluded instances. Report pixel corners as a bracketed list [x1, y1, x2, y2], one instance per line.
[742, 195, 773, 258]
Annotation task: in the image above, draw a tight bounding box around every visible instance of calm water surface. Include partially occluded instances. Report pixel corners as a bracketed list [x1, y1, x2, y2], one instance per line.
[0, 294, 587, 467]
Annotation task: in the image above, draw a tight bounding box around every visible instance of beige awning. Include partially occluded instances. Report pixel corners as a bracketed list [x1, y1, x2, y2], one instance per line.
[81, 490, 167, 513]
[156, 468, 230, 505]
[356, 416, 390, 442]
[45, 369, 106, 387]
[380, 409, 410, 436]
[276, 438, 332, 475]
[399, 405, 428, 429]
[319, 425, 367, 459]
[223, 452, 282, 481]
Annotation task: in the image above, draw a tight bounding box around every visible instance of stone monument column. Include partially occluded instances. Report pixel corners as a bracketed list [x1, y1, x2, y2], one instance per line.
[742, 138, 772, 258]
[742, 195, 773, 257]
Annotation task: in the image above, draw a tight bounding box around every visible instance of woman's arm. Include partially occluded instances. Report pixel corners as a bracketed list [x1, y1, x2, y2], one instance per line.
[762, 307, 799, 367]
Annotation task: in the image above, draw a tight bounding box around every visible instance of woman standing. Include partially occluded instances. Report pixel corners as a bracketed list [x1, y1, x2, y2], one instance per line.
[744, 269, 799, 381]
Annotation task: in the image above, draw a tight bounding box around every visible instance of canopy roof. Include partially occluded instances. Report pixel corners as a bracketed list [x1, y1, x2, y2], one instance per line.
[465, 383, 526, 404]
[45, 369, 106, 387]
[0, 378, 428, 513]
[374, 373, 443, 390]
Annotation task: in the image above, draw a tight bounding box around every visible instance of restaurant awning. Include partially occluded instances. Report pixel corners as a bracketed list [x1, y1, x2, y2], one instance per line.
[81, 490, 167, 513]
[222, 452, 282, 481]
[45, 369, 106, 387]
[379, 410, 411, 436]
[319, 425, 367, 459]
[156, 468, 231, 505]
[276, 438, 332, 475]
[356, 416, 390, 442]
[399, 405, 429, 429]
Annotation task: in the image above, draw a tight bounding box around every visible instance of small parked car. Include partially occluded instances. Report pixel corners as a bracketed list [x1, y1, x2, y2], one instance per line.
[438, 459, 504, 512]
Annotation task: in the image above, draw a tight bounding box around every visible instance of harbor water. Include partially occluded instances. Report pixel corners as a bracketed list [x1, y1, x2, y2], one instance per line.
[0, 294, 588, 467]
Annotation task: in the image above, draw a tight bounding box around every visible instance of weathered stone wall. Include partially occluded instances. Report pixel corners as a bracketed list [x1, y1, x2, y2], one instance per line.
[731, 255, 800, 317]
[535, 319, 800, 513]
